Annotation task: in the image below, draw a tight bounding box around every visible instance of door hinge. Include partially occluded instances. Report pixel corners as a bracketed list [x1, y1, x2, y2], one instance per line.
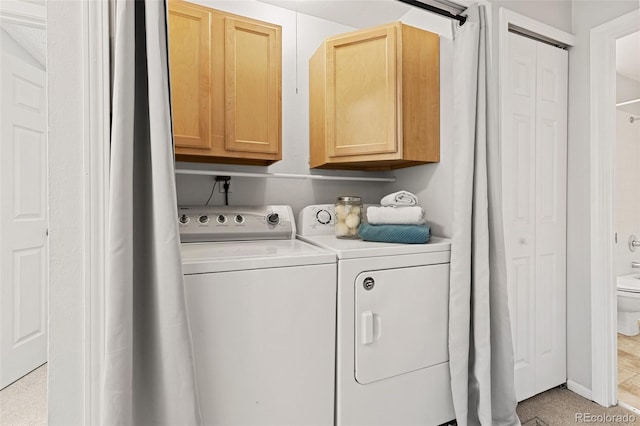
[45, 228, 49, 236]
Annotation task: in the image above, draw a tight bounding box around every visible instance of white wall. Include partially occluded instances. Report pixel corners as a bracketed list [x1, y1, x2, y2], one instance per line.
[490, 0, 572, 33]
[614, 110, 640, 277]
[567, 0, 639, 392]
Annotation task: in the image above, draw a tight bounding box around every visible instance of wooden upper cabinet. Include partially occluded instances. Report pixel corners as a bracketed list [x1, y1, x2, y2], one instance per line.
[327, 25, 398, 159]
[168, 1, 282, 165]
[310, 22, 440, 171]
[224, 18, 281, 156]
[168, 1, 212, 151]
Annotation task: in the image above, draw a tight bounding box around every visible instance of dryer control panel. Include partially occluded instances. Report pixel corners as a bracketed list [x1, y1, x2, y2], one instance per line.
[178, 205, 295, 242]
[298, 204, 374, 236]
[297, 204, 336, 236]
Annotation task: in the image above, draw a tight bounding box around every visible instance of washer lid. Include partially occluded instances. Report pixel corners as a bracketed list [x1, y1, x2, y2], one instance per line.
[297, 235, 451, 259]
[618, 274, 640, 293]
[181, 240, 336, 274]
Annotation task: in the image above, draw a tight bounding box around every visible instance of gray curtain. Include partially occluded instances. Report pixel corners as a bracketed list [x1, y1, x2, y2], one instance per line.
[101, 0, 201, 424]
[448, 5, 520, 426]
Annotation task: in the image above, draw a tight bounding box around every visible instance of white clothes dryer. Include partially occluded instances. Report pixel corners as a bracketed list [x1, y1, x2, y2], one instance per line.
[298, 205, 455, 426]
[179, 205, 337, 425]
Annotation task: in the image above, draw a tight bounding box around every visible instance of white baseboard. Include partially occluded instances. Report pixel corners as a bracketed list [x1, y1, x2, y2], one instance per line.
[567, 380, 593, 401]
[619, 401, 640, 415]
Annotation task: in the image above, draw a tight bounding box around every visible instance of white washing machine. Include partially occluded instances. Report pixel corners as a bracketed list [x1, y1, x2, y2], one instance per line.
[298, 205, 455, 426]
[179, 205, 337, 426]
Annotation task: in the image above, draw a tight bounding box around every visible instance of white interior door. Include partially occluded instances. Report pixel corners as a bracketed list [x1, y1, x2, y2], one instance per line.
[533, 39, 567, 395]
[503, 32, 567, 402]
[0, 52, 48, 389]
[504, 32, 538, 401]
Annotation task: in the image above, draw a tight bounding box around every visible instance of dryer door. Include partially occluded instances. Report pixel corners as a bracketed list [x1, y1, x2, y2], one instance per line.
[354, 263, 449, 384]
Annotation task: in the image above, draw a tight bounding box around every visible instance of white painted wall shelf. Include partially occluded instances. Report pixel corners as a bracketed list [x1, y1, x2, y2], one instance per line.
[616, 98, 640, 115]
[616, 98, 640, 107]
[175, 169, 397, 183]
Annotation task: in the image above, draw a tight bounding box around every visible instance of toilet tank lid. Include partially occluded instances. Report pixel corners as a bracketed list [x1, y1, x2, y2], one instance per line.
[618, 274, 640, 292]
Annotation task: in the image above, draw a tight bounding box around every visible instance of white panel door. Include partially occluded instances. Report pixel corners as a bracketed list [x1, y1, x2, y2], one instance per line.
[503, 32, 567, 402]
[534, 40, 567, 394]
[0, 53, 48, 389]
[504, 32, 537, 401]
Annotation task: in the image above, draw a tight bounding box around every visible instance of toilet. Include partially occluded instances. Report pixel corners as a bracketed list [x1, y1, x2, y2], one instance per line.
[617, 273, 640, 336]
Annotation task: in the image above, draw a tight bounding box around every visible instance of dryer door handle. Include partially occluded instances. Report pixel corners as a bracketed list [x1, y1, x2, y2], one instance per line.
[361, 311, 374, 345]
[361, 311, 381, 345]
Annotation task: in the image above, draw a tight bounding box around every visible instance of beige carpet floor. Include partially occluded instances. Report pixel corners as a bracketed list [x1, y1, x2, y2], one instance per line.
[0, 364, 47, 426]
[1, 364, 639, 425]
[517, 386, 639, 425]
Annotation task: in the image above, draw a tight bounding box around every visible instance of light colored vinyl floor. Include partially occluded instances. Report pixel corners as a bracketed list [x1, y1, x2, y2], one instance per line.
[619, 331, 640, 411]
[0, 364, 47, 426]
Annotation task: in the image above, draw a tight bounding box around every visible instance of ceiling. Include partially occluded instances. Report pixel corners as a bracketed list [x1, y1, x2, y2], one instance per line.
[256, 0, 467, 29]
[616, 31, 640, 83]
[257, 0, 412, 28]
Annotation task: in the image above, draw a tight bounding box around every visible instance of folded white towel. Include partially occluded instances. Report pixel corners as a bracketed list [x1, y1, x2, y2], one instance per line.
[366, 206, 426, 225]
[380, 190, 418, 206]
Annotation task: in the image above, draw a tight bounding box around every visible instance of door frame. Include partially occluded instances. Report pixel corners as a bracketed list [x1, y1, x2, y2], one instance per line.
[498, 7, 575, 173]
[589, 9, 640, 408]
[47, 0, 109, 423]
[85, 1, 110, 422]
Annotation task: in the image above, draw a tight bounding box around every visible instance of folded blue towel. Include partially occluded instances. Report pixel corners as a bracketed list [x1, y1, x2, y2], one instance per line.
[357, 223, 431, 244]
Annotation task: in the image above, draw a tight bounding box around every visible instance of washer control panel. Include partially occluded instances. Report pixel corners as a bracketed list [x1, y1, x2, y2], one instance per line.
[178, 205, 295, 242]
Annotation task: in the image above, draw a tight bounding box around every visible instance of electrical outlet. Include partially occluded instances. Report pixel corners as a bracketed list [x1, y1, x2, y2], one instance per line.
[215, 176, 231, 193]
[219, 182, 232, 193]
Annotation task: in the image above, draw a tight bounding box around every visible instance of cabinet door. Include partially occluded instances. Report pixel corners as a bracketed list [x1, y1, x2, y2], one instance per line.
[224, 17, 281, 156]
[168, 2, 212, 151]
[326, 25, 398, 158]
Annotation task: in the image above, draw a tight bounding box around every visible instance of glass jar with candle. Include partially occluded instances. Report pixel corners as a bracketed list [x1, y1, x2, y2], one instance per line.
[334, 196, 362, 239]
